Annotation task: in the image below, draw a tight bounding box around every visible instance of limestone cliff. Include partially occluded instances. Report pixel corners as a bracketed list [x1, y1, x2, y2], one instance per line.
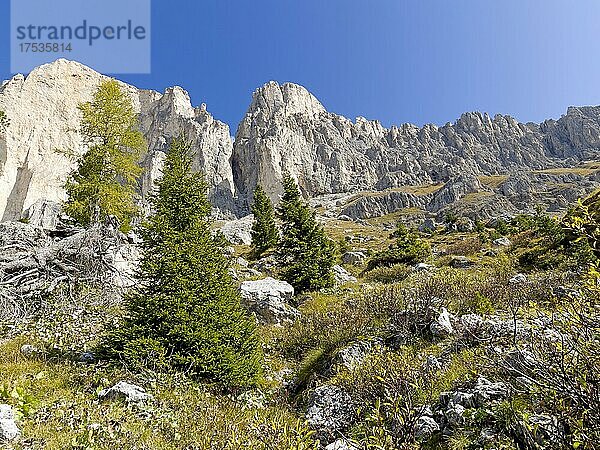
[0, 59, 235, 221]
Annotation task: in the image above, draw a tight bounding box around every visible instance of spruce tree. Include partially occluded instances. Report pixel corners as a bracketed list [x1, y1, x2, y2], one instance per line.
[104, 137, 262, 388]
[277, 173, 335, 292]
[65, 79, 145, 231]
[251, 184, 279, 256]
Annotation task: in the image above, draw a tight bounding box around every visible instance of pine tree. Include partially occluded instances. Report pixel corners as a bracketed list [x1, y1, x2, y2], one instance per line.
[103, 137, 262, 388]
[251, 184, 279, 256]
[277, 173, 335, 292]
[65, 79, 145, 231]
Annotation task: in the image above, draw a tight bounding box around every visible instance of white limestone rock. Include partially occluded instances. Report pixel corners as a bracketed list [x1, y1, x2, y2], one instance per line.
[0, 404, 20, 442]
[240, 277, 299, 324]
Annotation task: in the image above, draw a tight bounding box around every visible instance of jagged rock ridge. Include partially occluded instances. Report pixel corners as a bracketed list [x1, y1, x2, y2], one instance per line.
[1, 60, 600, 223]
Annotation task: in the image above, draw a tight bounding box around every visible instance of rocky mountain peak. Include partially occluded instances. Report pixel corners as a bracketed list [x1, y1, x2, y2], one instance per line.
[247, 81, 326, 121]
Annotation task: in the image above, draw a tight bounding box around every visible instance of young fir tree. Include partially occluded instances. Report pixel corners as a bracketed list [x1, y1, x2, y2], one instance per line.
[65, 79, 145, 231]
[104, 137, 262, 388]
[251, 184, 279, 256]
[277, 173, 335, 292]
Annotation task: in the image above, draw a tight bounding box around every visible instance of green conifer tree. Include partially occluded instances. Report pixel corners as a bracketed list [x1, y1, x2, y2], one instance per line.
[277, 173, 335, 292]
[65, 79, 146, 231]
[103, 137, 262, 388]
[251, 184, 279, 256]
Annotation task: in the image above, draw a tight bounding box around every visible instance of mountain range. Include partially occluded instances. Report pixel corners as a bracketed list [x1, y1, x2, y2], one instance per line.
[1, 59, 599, 223]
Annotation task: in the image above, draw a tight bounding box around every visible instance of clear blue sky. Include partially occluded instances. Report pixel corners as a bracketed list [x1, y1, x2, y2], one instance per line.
[1, 0, 600, 131]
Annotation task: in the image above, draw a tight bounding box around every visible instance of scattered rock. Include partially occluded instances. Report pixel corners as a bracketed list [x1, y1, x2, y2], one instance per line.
[333, 265, 357, 284]
[337, 215, 353, 222]
[341, 251, 367, 265]
[98, 381, 153, 405]
[492, 237, 511, 247]
[0, 404, 20, 442]
[236, 256, 249, 267]
[451, 391, 475, 408]
[450, 256, 475, 268]
[223, 246, 235, 256]
[430, 307, 454, 337]
[509, 273, 527, 284]
[220, 214, 254, 245]
[414, 415, 440, 441]
[240, 277, 300, 324]
[325, 439, 360, 450]
[20, 344, 40, 357]
[306, 385, 355, 434]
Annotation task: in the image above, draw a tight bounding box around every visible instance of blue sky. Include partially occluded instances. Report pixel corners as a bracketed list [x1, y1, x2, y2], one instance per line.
[1, 0, 600, 132]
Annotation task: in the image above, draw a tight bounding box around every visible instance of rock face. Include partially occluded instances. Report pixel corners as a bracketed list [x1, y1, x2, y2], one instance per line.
[2, 60, 600, 223]
[232, 80, 600, 214]
[0, 59, 235, 221]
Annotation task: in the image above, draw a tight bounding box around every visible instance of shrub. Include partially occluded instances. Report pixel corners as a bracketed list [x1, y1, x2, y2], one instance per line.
[367, 223, 430, 270]
[102, 137, 262, 388]
[365, 264, 413, 284]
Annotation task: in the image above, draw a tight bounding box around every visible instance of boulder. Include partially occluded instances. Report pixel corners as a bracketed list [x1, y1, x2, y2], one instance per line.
[240, 277, 299, 324]
[306, 385, 355, 434]
[333, 265, 357, 284]
[430, 307, 454, 337]
[333, 339, 380, 371]
[414, 415, 439, 441]
[445, 403, 466, 427]
[450, 256, 475, 269]
[98, 381, 153, 405]
[341, 251, 367, 265]
[509, 273, 527, 284]
[414, 262, 434, 272]
[220, 214, 254, 245]
[492, 237, 511, 247]
[418, 218, 438, 233]
[325, 439, 360, 450]
[0, 405, 20, 442]
[22, 199, 63, 229]
[473, 376, 509, 405]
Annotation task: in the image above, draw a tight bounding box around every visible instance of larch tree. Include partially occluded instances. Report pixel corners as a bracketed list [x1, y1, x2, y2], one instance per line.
[64, 79, 145, 231]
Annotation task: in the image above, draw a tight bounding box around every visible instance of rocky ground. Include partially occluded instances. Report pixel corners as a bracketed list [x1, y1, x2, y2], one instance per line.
[0, 201, 598, 450]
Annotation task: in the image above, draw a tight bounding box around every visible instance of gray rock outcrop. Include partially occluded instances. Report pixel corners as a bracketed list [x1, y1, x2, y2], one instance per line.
[98, 381, 153, 405]
[239, 277, 299, 324]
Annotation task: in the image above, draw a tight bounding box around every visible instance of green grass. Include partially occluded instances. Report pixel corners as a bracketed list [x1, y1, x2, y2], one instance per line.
[0, 338, 316, 450]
